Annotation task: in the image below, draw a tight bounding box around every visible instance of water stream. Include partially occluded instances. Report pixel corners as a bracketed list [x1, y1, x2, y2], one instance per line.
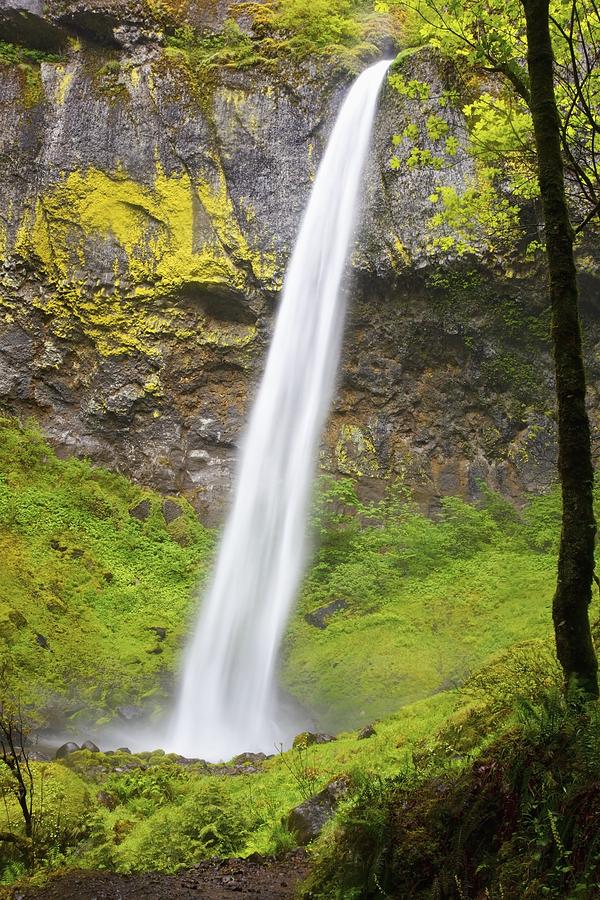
[170, 60, 391, 761]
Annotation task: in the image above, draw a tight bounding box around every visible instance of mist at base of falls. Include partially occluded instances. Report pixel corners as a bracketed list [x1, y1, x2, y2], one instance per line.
[165, 60, 392, 763]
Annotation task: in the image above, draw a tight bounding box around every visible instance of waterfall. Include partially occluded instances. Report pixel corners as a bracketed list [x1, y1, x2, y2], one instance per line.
[170, 60, 391, 761]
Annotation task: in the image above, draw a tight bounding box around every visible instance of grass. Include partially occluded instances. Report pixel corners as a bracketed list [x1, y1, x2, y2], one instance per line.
[0, 416, 584, 889]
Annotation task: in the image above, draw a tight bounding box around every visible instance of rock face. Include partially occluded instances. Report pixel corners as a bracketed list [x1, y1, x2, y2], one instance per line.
[286, 777, 349, 844]
[304, 599, 348, 630]
[0, 4, 599, 522]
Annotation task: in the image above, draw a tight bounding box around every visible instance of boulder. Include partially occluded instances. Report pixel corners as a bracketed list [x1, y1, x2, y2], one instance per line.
[55, 741, 80, 759]
[292, 732, 336, 749]
[8, 609, 27, 628]
[286, 778, 349, 845]
[304, 598, 348, 629]
[28, 748, 51, 761]
[96, 789, 117, 810]
[162, 499, 183, 524]
[148, 626, 166, 641]
[81, 740, 100, 752]
[35, 633, 51, 650]
[357, 724, 376, 740]
[129, 499, 151, 521]
[231, 751, 268, 767]
[116, 705, 143, 722]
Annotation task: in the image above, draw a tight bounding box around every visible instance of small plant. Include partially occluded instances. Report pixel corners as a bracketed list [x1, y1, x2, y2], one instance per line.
[0, 668, 34, 867]
[0, 41, 64, 67]
[277, 741, 323, 800]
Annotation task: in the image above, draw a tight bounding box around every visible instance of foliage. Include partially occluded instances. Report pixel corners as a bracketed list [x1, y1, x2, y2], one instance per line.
[385, 0, 600, 253]
[0, 41, 65, 108]
[104, 780, 251, 873]
[285, 477, 563, 731]
[303, 686, 600, 899]
[0, 417, 593, 888]
[165, 19, 266, 71]
[0, 668, 34, 871]
[0, 42, 64, 66]
[0, 416, 214, 728]
[387, 56, 528, 256]
[1, 759, 91, 884]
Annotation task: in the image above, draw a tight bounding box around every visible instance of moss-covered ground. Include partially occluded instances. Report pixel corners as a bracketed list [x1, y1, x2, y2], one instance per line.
[0, 417, 590, 893]
[284, 477, 558, 732]
[0, 416, 215, 727]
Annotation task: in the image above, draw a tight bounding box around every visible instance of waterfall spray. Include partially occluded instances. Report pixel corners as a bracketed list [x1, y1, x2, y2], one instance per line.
[170, 60, 391, 761]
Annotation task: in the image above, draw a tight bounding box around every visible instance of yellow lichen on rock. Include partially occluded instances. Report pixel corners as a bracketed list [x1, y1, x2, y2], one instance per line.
[335, 424, 380, 478]
[12, 164, 275, 355]
[54, 65, 75, 105]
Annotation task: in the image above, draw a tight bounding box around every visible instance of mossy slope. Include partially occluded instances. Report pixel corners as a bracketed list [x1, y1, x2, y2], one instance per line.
[0, 416, 214, 726]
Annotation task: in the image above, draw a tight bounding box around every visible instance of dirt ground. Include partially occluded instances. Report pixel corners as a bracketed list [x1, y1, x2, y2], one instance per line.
[8, 851, 310, 900]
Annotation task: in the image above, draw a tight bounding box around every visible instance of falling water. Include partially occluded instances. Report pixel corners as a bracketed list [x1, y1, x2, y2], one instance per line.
[170, 60, 392, 761]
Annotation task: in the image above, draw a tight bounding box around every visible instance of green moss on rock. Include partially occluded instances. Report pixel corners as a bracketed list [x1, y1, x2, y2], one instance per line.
[13, 165, 275, 356]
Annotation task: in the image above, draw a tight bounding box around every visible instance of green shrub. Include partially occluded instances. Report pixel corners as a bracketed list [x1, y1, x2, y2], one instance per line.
[113, 780, 251, 873]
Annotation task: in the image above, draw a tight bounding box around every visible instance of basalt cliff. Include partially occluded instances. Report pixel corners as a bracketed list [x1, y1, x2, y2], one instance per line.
[1, 0, 599, 521]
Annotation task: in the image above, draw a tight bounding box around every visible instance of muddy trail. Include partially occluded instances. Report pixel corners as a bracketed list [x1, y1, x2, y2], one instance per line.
[8, 851, 309, 900]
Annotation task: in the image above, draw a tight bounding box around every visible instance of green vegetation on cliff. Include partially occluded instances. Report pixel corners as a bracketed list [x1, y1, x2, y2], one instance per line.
[164, 1, 398, 71]
[286, 482, 556, 731]
[0, 417, 564, 738]
[0, 417, 214, 727]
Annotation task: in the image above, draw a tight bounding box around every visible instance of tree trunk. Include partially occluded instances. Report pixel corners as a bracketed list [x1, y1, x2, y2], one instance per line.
[522, 0, 598, 697]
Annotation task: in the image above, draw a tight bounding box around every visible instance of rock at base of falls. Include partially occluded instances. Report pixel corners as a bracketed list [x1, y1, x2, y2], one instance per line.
[286, 777, 350, 845]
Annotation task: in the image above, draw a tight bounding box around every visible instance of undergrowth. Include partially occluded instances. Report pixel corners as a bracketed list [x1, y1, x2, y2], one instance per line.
[283, 476, 564, 731]
[0, 416, 214, 729]
[303, 689, 600, 898]
[0, 417, 595, 894]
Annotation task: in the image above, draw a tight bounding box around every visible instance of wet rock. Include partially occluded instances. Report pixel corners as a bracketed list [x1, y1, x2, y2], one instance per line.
[0, 2, 68, 51]
[286, 778, 349, 845]
[170, 754, 204, 767]
[28, 748, 51, 762]
[51, 1, 141, 46]
[357, 724, 376, 740]
[211, 763, 261, 776]
[292, 732, 336, 749]
[148, 626, 167, 641]
[116, 705, 143, 722]
[162, 499, 183, 524]
[231, 752, 268, 767]
[129, 499, 151, 521]
[55, 741, 80, 759]
[35, 633, 51, 651]
[0, 13, 596, 526]
[49, 539, 68, 552]
[304, 598, 348, 629]
[116, 747, 132, 754]
[81, 740, 100, 752]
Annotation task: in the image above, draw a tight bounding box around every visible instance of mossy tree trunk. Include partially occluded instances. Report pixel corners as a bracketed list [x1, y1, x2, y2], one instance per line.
[522, 0, 598, 697]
